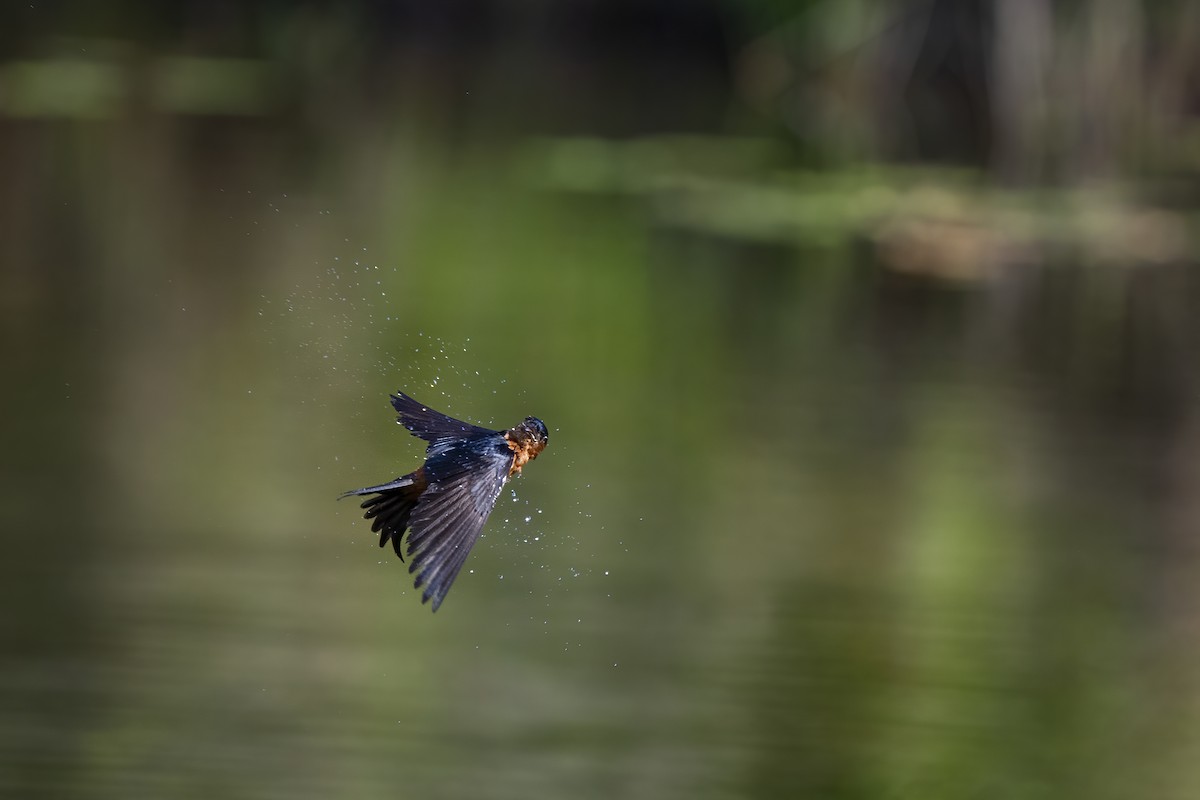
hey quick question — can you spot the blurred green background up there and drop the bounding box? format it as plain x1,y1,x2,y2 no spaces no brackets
4,1,1200,798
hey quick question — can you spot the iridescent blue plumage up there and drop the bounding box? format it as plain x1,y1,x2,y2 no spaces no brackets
341,391,548,611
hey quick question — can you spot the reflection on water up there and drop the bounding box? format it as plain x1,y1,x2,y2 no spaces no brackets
4,121,1200,799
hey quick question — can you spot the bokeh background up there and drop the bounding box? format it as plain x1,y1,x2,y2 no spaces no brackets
4,1,1200,798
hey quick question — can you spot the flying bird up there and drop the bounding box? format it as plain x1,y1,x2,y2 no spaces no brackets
341,391,549,611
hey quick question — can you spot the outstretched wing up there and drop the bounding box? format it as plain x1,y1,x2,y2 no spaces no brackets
406,438,514,611
390,391,498,448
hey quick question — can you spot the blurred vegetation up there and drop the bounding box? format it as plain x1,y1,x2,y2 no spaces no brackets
3,2,1200,800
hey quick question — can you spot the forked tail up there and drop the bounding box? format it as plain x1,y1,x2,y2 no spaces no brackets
339,470,427,560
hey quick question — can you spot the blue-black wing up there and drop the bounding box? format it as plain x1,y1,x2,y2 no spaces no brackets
406,437,514,611
390,391,498,449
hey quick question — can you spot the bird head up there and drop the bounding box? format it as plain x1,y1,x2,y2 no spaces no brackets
509,416,549,458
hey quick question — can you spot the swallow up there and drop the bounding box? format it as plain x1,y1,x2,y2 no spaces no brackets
340,391,549,611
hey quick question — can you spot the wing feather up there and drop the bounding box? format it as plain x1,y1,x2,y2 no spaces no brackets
390,391,498,448
405,440,513,610
424,532,480,611
408,497,474,556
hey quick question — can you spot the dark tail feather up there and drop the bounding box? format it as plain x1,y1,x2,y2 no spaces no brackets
340,471,426,560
